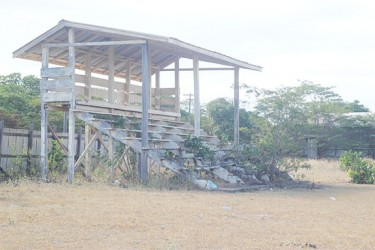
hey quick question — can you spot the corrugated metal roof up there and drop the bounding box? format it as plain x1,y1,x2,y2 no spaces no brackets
13,19,262,80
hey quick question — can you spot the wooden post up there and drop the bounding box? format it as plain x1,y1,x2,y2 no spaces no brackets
41,47,49,181
108,46,114,104
63,112,67,133
84,124,92,180
174,58,180,113
76,126,82,161
108,131,114,183
234,67,240,146
84,53,92,99
148,47,152,109
125,63,131,105
155,69,160,110
67,28,76,183
0,121,3,171
193,56,200,137
26,123,34,174
140,42,149,184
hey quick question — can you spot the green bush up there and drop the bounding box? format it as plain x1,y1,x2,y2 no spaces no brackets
339,151,375,184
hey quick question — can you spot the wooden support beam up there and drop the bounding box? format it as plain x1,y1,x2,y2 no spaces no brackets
26,124,34,174
234,67,240,146
40,47,49,181
84,53,92,99
108,46,115,104
76,127,82,161
84,124,92,180
148,47,152,109
48,123,69,155
42,40,146,48
67,28,76,184
0,121,3,172
74,131,99,170
97,133,109,152
125,63,131,105
174,58,180,113
108,131,114,183
140,42,150,184
193,56,200,137
155,69,161,110
160,67,235,72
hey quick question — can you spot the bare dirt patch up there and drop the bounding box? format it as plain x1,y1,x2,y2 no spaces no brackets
1,161,375,249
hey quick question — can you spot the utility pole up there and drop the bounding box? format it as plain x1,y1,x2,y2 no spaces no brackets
183,93,193,113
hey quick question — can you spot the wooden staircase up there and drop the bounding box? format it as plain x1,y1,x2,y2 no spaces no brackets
75,111,244,188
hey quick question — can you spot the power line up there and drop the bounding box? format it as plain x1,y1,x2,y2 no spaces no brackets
0,10,49,29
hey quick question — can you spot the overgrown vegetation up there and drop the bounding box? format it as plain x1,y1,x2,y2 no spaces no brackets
339,151,375,184
1,72,374,186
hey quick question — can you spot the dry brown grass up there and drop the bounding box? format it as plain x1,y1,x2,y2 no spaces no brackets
1,161,375,249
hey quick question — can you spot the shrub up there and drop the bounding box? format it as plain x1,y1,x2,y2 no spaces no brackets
339,151,375,184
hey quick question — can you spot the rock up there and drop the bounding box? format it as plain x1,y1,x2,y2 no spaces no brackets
228,166,245,177
193,179,218,190
242,174,262,185
261,174,271,184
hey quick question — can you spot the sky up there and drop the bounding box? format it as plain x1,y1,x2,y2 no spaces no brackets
1,0,375,110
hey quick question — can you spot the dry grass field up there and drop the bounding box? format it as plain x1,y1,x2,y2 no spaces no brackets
1,160,375,249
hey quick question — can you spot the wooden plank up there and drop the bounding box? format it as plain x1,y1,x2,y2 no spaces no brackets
41,47,49,181
42,92,73,102
41,67,73,78
155,70,161,110
26,124,34,173
234,67,240,146
160,97,176,106
108,46,114,104
84,53,92,98
42,39,146,48
159,88,175,96
125,63,131,105
40,79,72,91
160,67,235,71
67,27,76,184
75,131,99,170
174,58,180,113
141,42,149,184
0,121,3,171
193,56,200,137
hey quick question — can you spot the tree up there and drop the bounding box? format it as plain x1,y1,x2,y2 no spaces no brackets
204,98,252,143
0,73,40,127
345,100,370,112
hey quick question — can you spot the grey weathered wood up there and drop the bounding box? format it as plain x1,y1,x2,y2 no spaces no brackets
40,79,72,91
160,67,235,72
76,126,82,161
108,131,114,183
193,56,200,137
26,124,34,173
0,121,3,171
125,63,131,105
42,92,73,103
174,58,180,113
67,28,76,183
48,123,68,154
41,67,73,78
108,46,114,104
234,67,240,146
84,124,92,180
74,130,99,170
84,53,92,99
140,42,149,184
42,39,146,48
155,69,160,110
40,47,49,181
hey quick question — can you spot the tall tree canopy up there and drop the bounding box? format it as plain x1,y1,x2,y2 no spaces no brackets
0,73,40,127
